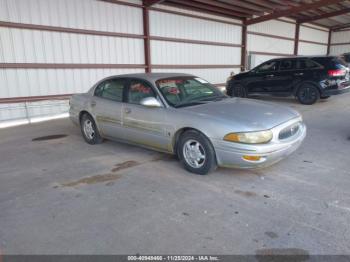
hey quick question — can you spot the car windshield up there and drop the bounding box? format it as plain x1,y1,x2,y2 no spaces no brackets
156,77,227,108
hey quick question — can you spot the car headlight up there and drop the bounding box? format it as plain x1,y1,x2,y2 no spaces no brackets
223,130,273,144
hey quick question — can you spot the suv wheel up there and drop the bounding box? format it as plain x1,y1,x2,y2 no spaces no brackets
178,130,217,175
296,84,319,105
233,84,247,98
80,113,103,144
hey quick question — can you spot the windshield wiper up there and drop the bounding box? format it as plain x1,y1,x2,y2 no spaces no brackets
174,95,227,108
197,95,227,102
174,101,208,108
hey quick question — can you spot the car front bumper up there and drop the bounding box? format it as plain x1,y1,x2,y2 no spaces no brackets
212,117,306,169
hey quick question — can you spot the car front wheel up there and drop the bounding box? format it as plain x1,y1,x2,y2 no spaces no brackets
178,130,217,175
233,84,247,98
296,84,320,105
80,113,103,144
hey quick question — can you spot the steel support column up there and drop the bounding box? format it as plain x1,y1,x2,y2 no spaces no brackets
327,29,332,55
241,24,247,71
143,5,151,73
294,23,300,55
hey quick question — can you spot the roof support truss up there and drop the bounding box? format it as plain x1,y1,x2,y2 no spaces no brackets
298,7,350,23
245,0,344,25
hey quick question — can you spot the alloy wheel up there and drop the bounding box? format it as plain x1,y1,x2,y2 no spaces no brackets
83,119,95,140
183,139,206,168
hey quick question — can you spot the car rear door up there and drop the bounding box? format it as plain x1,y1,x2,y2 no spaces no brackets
122,78,171,152
294,58,322,87
272,59,296,93
90,78,126,139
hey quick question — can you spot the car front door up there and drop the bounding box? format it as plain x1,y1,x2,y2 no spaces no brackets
122,79,171,152
246,60,280,93
90,78,126,140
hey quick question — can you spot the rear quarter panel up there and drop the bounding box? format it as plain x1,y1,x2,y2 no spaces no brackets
69,93,91,125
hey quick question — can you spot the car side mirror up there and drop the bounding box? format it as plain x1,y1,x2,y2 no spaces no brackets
140,97,162,108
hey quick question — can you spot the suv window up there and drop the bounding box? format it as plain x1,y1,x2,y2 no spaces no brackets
296,59,320,70
94,79,125,102
279,60,294,71
310,57,347,69
255,60,279,73
127,80,156,105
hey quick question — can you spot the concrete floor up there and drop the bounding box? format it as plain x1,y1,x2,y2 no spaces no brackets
0,94,350,255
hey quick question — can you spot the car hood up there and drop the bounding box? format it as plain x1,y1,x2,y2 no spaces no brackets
181,98,300,131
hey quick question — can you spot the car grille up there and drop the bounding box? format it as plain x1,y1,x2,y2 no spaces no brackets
279,122,300,140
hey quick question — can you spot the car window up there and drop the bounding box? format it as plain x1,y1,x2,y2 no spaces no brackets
296,59,321,70
127,80,156,105
312,57,347,70
94,79,125,102
279,60,294,71
255,60,279,73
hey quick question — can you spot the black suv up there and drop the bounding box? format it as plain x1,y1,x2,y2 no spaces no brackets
226,56,350,104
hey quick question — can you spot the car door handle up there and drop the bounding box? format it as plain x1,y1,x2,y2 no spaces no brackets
266,74,274,78
124,108,131,114
90,101,96,107
294,73,304,76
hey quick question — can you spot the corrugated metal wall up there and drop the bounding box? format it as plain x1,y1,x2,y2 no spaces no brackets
0,0,145,123
150,4,242,84
330,30,350,55
247,18,295,68
247,19,329,68
298,23,328,55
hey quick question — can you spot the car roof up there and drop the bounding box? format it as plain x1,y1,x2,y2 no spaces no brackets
272,55,337,61
108,73,196,82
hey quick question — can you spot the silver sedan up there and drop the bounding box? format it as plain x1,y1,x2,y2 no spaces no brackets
69,73,306,175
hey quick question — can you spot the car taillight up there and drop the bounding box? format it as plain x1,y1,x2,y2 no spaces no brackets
328,69,346,76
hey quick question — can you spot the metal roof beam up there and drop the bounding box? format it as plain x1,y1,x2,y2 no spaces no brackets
245,0,344,25
299,7,350,22
221,0,272,12
144,0,166,6
167,0,252,18
191,0,264,15
332,22,350,31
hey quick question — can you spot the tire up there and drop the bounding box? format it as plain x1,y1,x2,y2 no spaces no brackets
177,130,217,175
226,82,233,96
320,95,330,99
296,84,320,105
80,113,103,145
233,84,247,98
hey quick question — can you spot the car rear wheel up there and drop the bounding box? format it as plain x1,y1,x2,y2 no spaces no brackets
233,84,247,98
80,113,103,144
178,130,217,175
296,84,319,105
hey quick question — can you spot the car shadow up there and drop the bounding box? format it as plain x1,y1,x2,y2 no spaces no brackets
246,94,330,106
247,95,299,105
